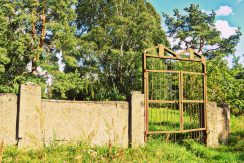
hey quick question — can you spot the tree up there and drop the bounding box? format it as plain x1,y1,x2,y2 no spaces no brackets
0,9,10,73
75,0,169,99
163,4,241,59
163,4,243,113
0,0,78,94
0,1,36,92
230,56,244,115
0,0,168,100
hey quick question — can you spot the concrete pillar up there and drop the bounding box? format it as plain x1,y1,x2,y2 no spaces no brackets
18,83,43,148
129,91,145,147
206,102,230,147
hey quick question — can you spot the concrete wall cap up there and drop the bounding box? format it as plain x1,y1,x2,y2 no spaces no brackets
130,91,143,95
41,99,128,104
0,93,17,96
22,82,40,86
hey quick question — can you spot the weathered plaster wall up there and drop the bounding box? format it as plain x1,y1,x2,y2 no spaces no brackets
0,94,18,145
41,100,129,147
0,83,231,148
18,83,42,148
207,102,230,147
130,91,145,147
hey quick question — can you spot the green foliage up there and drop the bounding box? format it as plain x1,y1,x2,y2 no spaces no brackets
49,71,84,99
163,4,241,59
0,1,242,111
163,4,243,114
94,83,126,101
0,48,10,73
207,57,244,115
75,0,169,99
0,0,78,95
0,1,34,90
0,0,168,101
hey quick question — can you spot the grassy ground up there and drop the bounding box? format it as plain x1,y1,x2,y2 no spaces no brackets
2,116,243,162
148,108,201,131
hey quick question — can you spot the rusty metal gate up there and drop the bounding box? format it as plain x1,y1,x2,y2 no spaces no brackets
143,45,207,142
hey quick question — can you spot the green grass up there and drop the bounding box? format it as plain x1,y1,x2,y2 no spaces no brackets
2,116,244,162
229,115,244,151
148,108,202,131
2,138,243,162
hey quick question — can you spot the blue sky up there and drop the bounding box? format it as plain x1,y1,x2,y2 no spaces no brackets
148,0,244,66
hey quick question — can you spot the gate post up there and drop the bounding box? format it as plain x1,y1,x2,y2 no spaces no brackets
129,91,145,147
18,83,43,148
206,102,230,147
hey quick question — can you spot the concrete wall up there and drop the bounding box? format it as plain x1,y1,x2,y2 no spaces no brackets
0,94,18,145
41,100,129,147
130,91,145,147
207,102,230,147
18,83,42,148
0,83,145,148
0,83,231,148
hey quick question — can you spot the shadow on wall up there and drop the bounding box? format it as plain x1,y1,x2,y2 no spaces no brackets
0,83,145,148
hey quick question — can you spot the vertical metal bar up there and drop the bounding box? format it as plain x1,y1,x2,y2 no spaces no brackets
143,52,148,141
159,59,162,131
193,104,196,139
179,71,183,131
151,72,153,100
146,72,149,133
184,74,187,104
163,72,165,130
142,53,145,94
175,62,178,132
185,103,187,130
203,64,207,128
203,61,207,143
170,59,172,133
160,72,162,131
178,72,181,131
151,72,153,126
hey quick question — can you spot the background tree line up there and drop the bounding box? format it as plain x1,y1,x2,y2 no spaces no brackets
0,1,243,115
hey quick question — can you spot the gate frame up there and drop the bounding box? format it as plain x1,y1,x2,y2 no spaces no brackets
143,44,207,140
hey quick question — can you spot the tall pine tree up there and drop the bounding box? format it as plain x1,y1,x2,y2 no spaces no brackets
0,0,78,94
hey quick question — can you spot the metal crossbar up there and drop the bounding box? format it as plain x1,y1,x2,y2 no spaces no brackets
143,44,207,142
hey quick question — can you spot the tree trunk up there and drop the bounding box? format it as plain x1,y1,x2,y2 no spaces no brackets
31,0,47,74
31,8,37,73
39,0,46,48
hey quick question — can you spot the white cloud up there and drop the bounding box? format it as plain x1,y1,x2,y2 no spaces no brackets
201,9,212,15
238,0,242,3
215,20,238,38
215,6,233,16
56,50,65,71
225,35,244,68
167,37,187,50
204,44,219,51
235,35,244,64
167,37,180,47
